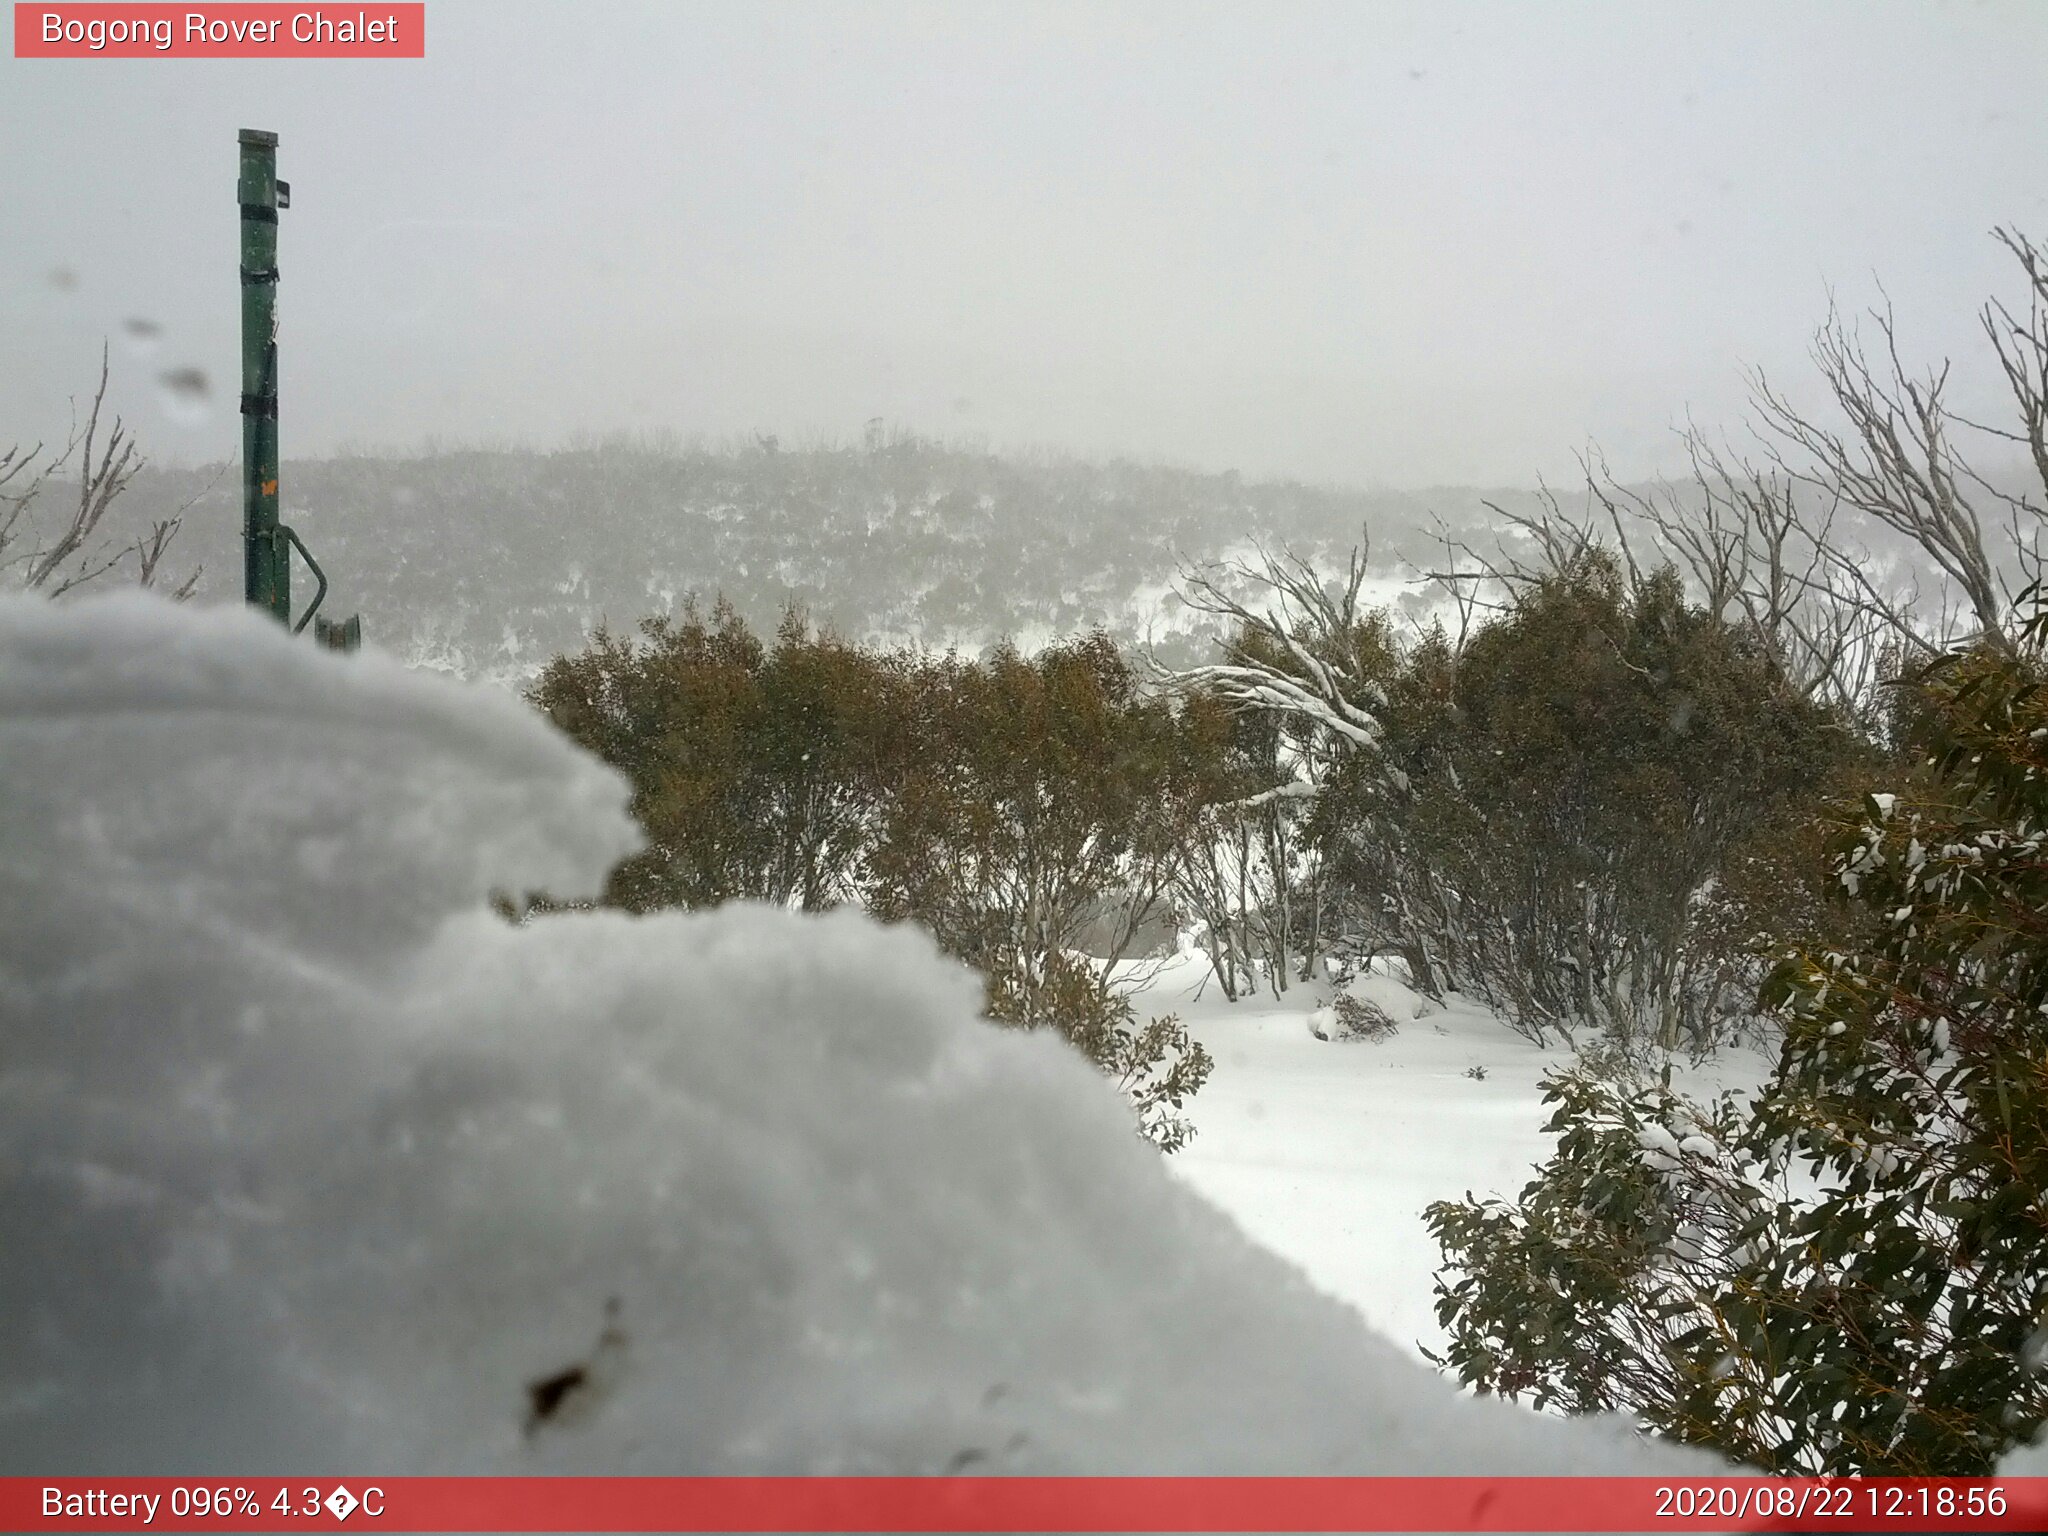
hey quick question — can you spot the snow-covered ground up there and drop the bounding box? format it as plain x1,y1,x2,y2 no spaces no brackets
1137,955,1778,1358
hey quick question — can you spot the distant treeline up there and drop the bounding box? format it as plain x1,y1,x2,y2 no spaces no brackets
109,435,1546,681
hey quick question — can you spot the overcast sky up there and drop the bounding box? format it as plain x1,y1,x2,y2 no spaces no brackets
5,0,2046,487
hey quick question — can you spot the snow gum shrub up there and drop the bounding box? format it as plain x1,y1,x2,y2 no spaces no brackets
1168,653,1317,1002
1175,608,1404,999
529,600,899,912
1317,552,1860,1052
986,951,1212,1152
1426,601,2048,1473
867,634,1217,1149
532,615,1219,1149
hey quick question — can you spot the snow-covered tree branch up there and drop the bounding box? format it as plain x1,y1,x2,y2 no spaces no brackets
1160,539,1390,770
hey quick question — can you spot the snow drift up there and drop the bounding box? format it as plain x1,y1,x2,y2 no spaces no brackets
1,592,1712,1476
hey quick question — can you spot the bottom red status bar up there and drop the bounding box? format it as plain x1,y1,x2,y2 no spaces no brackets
8,1477,2048,1533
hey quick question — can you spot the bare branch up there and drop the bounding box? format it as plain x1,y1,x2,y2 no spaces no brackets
1748,291,2013,649
5,347,194,599
1982,226,2048,515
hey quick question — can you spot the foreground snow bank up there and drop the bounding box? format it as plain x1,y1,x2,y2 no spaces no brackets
1,593,1712,1476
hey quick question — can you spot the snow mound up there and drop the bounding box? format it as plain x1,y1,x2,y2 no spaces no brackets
1348,970,1441,1021
1,593,1714,1476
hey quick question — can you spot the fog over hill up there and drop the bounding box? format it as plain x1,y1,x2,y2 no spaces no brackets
124,436,1561,683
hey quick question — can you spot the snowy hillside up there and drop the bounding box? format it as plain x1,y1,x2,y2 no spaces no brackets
113,442,1525,684
0,591,1725,1477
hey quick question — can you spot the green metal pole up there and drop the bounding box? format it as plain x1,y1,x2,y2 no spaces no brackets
238,129,287,623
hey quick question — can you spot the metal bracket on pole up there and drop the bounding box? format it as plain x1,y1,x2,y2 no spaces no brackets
278,523,327,635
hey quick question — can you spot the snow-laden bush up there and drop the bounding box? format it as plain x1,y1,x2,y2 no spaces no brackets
1307,969,1440,1042
1309,994,1399,1044
1,591,1716,1477
1320,554,1864,1054
1344,968,1442,1021
1167,545,1865,1053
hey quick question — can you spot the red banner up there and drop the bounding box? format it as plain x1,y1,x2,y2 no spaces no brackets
13,4,424,57
6,1477,2048,1532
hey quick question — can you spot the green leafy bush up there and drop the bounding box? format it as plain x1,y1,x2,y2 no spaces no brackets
530,601,895,913
987,951,1212,1153
1426,603,2048,1473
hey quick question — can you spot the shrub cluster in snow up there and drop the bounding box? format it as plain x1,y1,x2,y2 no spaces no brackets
1,593,1720,1477
1309,996,1398,1043
1427,612,2048,1475
1308,972,1437,1043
